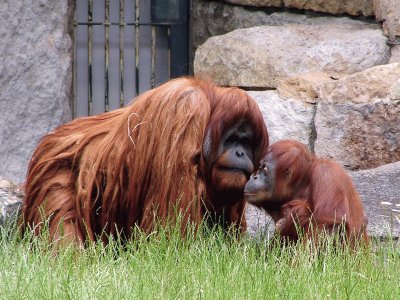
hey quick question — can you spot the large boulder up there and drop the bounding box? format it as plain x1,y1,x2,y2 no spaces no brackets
0,1,73,183
192,0,367,51
194,24,389,88
248,90,315,147
314,63,400,170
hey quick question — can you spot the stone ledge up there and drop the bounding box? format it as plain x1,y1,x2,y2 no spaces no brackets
222,0,374,17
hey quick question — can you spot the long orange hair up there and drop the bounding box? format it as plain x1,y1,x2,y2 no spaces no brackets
21,77,268,243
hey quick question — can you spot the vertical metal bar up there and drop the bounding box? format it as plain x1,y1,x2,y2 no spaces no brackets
151,26,156,89
105,0,110,112
72,6,77,118
167,26,171,79
169,1,189,77
119,0,125,107
135,0,140,96
88,0,93,115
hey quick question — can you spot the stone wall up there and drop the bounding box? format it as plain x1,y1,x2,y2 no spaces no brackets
0,1,74,184
193,0,400,237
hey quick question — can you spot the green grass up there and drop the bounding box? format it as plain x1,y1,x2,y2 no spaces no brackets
0,221,399,300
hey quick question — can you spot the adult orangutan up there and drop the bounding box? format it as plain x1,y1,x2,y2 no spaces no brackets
244,140,368,246
21,77,269,244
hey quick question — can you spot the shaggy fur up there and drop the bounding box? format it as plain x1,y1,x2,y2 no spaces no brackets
21,77,268,243
245,140,368,247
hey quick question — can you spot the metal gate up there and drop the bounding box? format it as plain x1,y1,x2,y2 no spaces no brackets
72,0,189,117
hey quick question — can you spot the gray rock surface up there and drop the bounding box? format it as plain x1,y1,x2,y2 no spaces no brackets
0,1,73,184
194,24,389,88
248,90,315,147
390,45,400,63
245,204,275,239
0,177,22,227
350,161,400,237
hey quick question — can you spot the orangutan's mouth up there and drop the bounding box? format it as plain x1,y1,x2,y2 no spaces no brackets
219,166,249,176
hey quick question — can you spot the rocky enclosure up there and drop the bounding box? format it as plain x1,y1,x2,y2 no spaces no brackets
193,0,400,237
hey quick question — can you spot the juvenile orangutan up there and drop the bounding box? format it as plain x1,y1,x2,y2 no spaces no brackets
244,140,368,246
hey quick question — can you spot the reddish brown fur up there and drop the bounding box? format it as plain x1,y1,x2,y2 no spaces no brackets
21,77,268,244
250,140,368,246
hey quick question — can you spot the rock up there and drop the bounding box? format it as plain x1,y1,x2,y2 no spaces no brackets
192,0,368,51
194,24,389,88
277,72,334,103
314,63,400,170
0,1,73,183
278,65,400,169
390,45,400,63
350,161,400,238
223,0,374,16
374,0,400,41
315,102,399,170
318,63,400,104
0,177,23,227
245,204,275,239
248,90,315,147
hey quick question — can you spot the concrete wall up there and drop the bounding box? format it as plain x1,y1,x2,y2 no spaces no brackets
0,1,74,183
